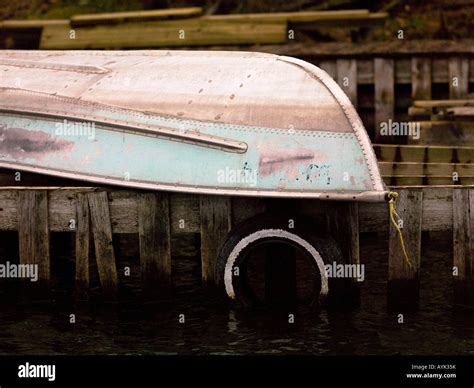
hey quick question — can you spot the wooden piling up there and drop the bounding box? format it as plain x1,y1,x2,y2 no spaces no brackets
388,189,423,310
452,188,473,304
448,57,469,99
137,193,172,293
411,57,432,100
327,202,361,307
199,195,231,286
374,58,395,143
75,193,90,300
87,191,118,300
18,190,50,295
337,59,358,106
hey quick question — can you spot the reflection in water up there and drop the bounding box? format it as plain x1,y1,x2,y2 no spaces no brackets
0,231,472,355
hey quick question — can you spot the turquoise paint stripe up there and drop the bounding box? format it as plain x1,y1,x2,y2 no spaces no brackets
0,114,374,192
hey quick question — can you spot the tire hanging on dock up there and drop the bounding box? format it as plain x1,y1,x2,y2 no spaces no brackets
215,214,344,308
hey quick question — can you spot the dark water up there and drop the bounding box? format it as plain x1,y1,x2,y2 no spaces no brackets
0,231,473,356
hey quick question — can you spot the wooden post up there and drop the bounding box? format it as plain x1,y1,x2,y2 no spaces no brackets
448,57,469,99
137,192,172,293
337,59,358,106
411,57,432,100
75,192,90,300
327,202,361,307
87,191,118,300
388,189,423,310
199,196,231,286
318,60,337,79
374,58,395,143
452,188,473,304
18,190,50,296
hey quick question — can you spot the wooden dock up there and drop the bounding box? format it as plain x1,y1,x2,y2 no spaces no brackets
0,8,472,307
0,186,472,307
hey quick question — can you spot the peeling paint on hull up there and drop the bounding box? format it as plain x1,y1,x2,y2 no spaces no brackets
0,113,383,201
0,126,73,159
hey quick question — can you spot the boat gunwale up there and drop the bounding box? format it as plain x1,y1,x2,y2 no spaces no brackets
0,161,388,202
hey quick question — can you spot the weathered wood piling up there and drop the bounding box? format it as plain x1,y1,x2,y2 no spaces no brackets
87,191,119,301
137,193,171,293
199,196,231,287
75,193,90,300
18,190,50,297
326,202,361,306
452,188,474,304
388,189,423,310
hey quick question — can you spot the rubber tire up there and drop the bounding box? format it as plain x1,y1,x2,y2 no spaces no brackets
215,213,344,308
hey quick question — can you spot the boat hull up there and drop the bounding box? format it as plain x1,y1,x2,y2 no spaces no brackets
0,50,388,202
0,110,384,201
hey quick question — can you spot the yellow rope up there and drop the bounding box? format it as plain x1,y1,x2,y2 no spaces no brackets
387,191,413,270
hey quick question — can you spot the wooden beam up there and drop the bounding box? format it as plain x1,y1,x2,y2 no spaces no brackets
40,18,287,49
337,59,358,106
205,10,371,23
70,7,203,26
379,162,474,177
359,188,452,233
294,12,387,28
453,188,473,304
374,144,474,164
199,196,231,286
388,189,423,310
441,106,474,118
0,19,68,29
87,191,118,300
374,58,395,143
75,192,90,300
408,121,474,146
18,190,50,295
137,193,172,291
0,187,462,235
413,99,474,108
253,40,474,57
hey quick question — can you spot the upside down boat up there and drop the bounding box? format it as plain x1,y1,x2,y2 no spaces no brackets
0,50,387,202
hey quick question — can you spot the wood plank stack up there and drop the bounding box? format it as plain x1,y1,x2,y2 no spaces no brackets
375,144,474,186
376,98,474,186
0,8,387,49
